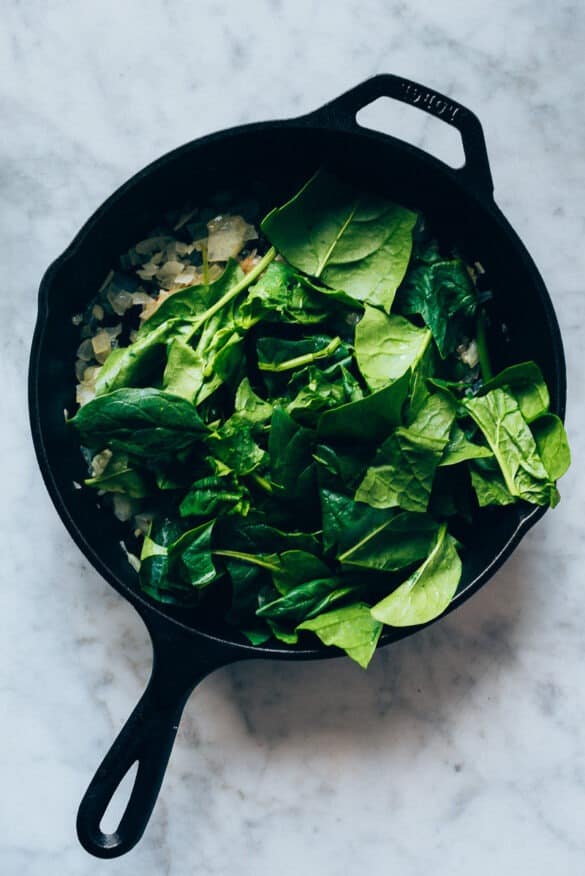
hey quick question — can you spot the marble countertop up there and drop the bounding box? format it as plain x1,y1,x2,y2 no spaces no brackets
3,1,584,873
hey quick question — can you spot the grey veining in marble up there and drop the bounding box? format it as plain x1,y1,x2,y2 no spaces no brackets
2,1,585,873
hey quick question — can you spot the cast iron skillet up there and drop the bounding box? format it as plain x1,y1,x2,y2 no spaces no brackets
29,74,566,858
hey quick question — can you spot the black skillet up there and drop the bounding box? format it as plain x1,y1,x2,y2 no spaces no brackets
28,74,566,858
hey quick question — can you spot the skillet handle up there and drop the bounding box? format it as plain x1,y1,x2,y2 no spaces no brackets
305,74,493,199
76,632,232,859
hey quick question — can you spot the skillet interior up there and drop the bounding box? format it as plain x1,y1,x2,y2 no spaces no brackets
31,123,565,651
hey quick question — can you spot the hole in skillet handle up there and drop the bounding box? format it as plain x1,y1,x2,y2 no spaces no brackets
301,74,494,201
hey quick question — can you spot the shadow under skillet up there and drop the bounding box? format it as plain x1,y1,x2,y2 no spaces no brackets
195,543,532,756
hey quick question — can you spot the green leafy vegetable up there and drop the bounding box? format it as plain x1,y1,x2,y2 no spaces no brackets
355,305,432,391
371,524,461,626
297,603,383,669
261,170,417,312
530,413,571,481
71,387,207,461
355,393,455,512
71,169,570,667
464,388,557,506
317,370,410,442
476,361,549,422
396,250,477,357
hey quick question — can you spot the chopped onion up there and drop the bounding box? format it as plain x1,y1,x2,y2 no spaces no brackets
131,290,153,306
90,449,113,477
174,266,198,286
107,288,134,316
76,338,94,362
76,383,97,406
136,260,160,281
75,358,88,381
207,214,257,262
83,365,102,383
458,339,479,369
134,235,172,256
134,513,152,534
120,540,141,572
91,330,112,363
113,494,134,522
71,313,83,326
92,303,104,321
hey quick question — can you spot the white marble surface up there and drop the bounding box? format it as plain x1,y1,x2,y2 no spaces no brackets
2,1,585,872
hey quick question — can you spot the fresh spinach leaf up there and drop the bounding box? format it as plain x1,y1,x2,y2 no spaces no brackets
207,414,267,476
297,603,383,668
261,170,417,312
234,378,273,423
531,413,570,481
168,520,219,589
239,260,345,325
268,407,316,502
139,259,245,334
397,255,477,357
257,578,352,625
95,319,175,396
286,365,359,426
337,506,440,572
371,524,461,626
355,393,455,512
469,458,515,507
179,474,250,519
439,423,493,467
464,387,556,506
476,361,550,422
355,305,432,391
84,452,152,498
317,370,410,442
71,388,207,461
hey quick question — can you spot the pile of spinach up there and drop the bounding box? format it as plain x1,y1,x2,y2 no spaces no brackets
71,170,570,668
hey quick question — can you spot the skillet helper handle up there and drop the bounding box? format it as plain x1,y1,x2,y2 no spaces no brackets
308,73,493,199
76,639,225,859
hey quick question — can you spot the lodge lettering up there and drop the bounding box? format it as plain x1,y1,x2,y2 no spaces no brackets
400,82,461,123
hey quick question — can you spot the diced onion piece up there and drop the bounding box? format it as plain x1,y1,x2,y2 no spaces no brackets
107,288,134,316
90,449,113,478
120,540,141,572
134,235,172,255
76,383,97,406
91,330,112,363
174,240,194,256
71,313,83,326
105,323,122,339
458,339,479,369
207,214,258,262
92,304,104,320
155,259,185,288
136,261,160,280
83,365,102,384
76,338,94,362
134,513,152,534
174,266,198,286
113,495,134,522
75,359,88,381
131,290,153,306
